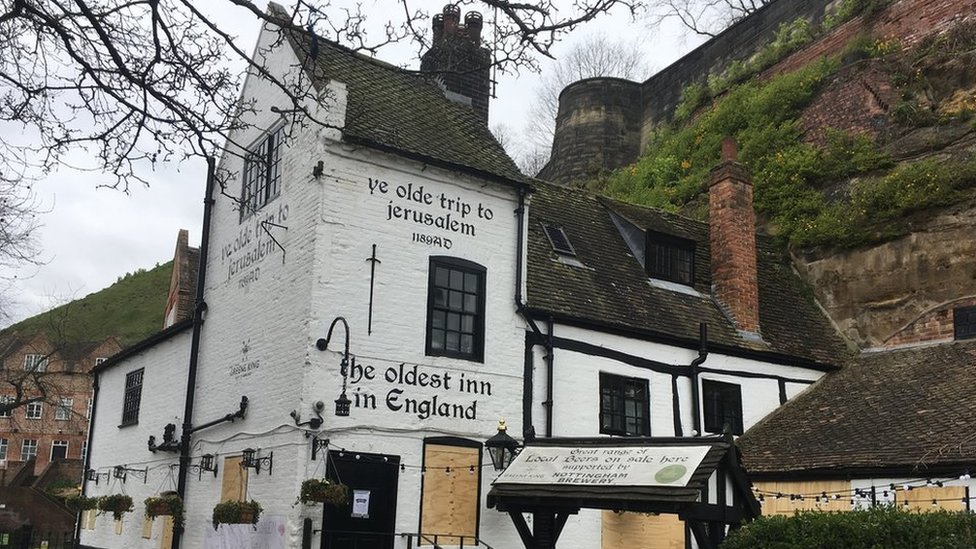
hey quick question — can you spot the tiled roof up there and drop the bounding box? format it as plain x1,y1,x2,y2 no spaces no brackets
738,340,976,474
275,8,525,185
525,182,848,366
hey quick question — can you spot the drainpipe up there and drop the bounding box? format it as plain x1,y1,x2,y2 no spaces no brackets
512,187,550,441
689,323,708,436
173,156,217,549
73,372,100,548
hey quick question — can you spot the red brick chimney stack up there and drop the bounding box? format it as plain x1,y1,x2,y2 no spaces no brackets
421,5,492,123
709,137,760,334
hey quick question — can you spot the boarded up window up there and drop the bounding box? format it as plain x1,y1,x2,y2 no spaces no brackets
159,516,174,549
85,509,97,530
898,486,966,512
142,516,153,539
419,441,480,545
221,455,248,502
115,519,123,535
753,480,851,515
602,510,684,549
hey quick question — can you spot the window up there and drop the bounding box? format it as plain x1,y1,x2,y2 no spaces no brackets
426,257,486,361
0,395,12,418
95,357,107,366
542,224,577,256
56,397,73,420
26,402,42,420
81,441,88,461
23,354,48,372
21,439,38,461
645,231,695,285
955,306,976,340
51,440,69,460
0,438,7,461
702,380,743,435
240,127,283,221
121,368,144,426
87,398,93,419
599,373,650,436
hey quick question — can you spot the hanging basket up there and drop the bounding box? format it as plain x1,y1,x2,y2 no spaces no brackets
144,494,185,529
97,494,134,521
65,494,99,512
299,478,350,506
212,500,262,529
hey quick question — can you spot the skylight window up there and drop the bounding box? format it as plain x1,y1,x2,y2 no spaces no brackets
955,306,976,340
542,224,576,256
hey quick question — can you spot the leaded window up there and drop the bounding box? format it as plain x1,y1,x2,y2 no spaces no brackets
426,257,486,362
645,231,695,285
703,380,743,435
240,127,283,221
599,373,650,436
122,368,144,426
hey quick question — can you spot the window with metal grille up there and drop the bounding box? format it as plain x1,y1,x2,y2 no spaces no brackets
121,368,144,426
703,380,743,435
645,231,695,285
23,354,48,372
426,257,486,362
26,402,42,420
240,127,283,222
542,224,577,256
599,373,650,436
55,397,72,420
21,439,37,461
954,306,976,340
0,395,12,418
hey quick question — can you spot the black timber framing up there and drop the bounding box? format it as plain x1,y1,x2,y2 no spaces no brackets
487,435,760,549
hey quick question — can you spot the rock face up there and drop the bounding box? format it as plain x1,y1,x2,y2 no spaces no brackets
794,198,976,347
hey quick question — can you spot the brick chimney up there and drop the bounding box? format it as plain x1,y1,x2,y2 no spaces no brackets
420,5,491,123
163,229,200,329
709,137,760,335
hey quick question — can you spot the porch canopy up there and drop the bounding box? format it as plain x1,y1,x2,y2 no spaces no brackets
487,435,760,549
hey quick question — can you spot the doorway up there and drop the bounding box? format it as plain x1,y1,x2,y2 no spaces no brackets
322,450,400,549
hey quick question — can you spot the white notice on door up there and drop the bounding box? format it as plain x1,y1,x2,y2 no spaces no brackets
352,489,370,518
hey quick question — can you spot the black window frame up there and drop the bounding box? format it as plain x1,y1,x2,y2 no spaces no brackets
239,126,284,222
702,379,743,435
121,368,144,427
599,373,650,437
954,306,976,341
425,257,486,362
645,230,695,286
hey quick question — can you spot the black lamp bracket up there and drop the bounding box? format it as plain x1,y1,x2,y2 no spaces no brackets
113,465,148,483
311,436,329,461
85,469,110,485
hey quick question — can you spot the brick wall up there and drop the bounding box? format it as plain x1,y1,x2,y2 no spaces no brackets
798,59,899,145
884,296,976,347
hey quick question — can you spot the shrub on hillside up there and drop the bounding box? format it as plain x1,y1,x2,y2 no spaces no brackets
721,507,976,549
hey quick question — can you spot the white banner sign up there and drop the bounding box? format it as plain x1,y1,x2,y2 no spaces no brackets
495,445,711,487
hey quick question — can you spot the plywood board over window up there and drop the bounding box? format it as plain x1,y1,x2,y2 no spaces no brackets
221,455,248,502
898,486,966,512
159,516,174,549
419,440,481,545
753,480,852,514
602,510,685,549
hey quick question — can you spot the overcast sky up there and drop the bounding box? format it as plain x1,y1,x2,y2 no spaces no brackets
0,1,703,328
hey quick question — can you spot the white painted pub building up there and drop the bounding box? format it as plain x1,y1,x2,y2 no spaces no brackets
79,5,848,549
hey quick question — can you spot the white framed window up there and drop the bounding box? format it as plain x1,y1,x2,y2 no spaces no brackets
24,354,48,372
81,440,88,460
0,395,13,418
26,402,42,420
95,357,107,365
51,440,69,460
0,438,7,460
21,439,38,461
87,398,93,419
55,397,73,420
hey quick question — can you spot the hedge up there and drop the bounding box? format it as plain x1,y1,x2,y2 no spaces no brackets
721,507,976,549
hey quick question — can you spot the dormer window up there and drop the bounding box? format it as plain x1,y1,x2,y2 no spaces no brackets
542,224,576,257
645,231,695,286
955,306,976,340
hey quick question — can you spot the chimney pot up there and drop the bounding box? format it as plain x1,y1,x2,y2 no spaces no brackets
432,14,444,42
443,4,460,36
465,12,483,44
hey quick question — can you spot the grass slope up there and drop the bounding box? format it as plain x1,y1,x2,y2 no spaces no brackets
2,262,173,346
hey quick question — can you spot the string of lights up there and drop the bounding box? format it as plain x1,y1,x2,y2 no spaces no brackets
752,472,973,508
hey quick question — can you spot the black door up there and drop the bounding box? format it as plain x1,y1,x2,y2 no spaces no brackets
322,450,400,549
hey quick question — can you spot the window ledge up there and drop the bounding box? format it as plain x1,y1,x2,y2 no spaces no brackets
118,421,139,429
647,277,702,297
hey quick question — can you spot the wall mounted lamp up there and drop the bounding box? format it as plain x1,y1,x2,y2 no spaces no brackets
485,419,521,471
316,317,353,417
113,465,148,483
241,448,273,475
188,453,219,479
